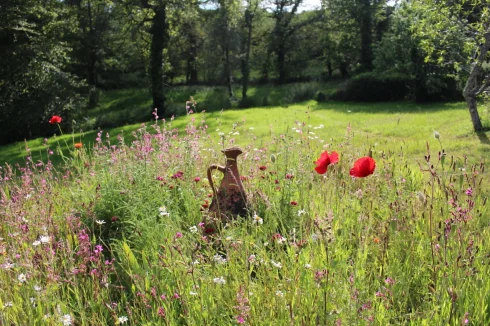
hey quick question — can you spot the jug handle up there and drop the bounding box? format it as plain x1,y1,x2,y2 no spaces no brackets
207,164,226,195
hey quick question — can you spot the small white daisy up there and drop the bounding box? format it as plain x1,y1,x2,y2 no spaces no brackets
252,213,263,225
118,316,129,323
213,277,226,285
159,206,170,217
18,273,27,283
189,226,198,233
271,260,282,269
95,220,106,225
213,254,227,265
60,314,72,326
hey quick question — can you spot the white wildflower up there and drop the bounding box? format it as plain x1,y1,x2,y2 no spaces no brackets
276,237,287,245
297,209,306,216
189,225,198,233
39,235,50,244
275,290,284,297
304,263,311,269
159,206,170,216
252,213,263,225
271,260,282,269
95,220,106,225
118,316,128,324
34,285,42,291
213,277,226,285
18,273,27,283
60,314,72,326
3,302,13,308
32,240,41,247
190,291,198,296
213,254,227,265
3,262,14,270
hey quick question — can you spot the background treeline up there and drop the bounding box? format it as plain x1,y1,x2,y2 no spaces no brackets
1,0,488,144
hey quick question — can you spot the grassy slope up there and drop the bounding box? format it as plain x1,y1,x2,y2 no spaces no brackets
0,85,490,168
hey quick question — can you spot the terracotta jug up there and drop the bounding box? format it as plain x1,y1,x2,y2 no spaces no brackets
203,147,248,234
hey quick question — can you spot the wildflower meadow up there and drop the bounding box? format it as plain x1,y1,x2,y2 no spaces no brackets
0,110,488,325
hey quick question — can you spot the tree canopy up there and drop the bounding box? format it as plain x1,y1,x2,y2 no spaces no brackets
0,0,488,144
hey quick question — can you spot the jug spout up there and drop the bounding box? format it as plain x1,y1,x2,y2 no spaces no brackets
222,147,243,158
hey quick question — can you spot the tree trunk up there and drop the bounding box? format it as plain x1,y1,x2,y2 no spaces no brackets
224,45,234,98
339,60,349,78
149,5,167,114
327,61,333,79
465,95,483,132
462,32,489,132
277,41,286,84
359,0,373,72
187,28,199,85
241,9,253,99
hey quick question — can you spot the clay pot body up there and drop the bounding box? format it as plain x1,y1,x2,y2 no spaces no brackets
204,147,247,234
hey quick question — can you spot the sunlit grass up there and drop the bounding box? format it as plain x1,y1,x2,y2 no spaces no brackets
1,99,489,171
0,106,489,324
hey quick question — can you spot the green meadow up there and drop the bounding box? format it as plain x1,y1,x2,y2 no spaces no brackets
0,86,489,325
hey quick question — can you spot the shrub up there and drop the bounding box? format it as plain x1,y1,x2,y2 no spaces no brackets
331,72,413,102
283,83,318,103
315,91,328,102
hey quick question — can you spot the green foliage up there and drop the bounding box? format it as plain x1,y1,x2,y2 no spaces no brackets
332,72,413,101
373,3,465,103
0,0,87,145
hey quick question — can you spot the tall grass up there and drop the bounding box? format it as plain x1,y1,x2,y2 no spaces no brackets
0,111,488,325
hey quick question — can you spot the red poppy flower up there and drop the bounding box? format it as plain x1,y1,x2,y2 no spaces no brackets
49,115,62,124
350,156,376,178
194,177,201,183
74,143,82,149
259,165,267,171
314,151,339,174
290,201,298,206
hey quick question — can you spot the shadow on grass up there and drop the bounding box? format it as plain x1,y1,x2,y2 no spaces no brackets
312,101,466,114
477,131,490,145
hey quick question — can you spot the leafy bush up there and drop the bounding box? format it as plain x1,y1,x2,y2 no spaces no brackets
283,82,318,103
331,72,413,101
315,91,328,102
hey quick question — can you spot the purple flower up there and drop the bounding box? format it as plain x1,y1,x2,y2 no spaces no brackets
94,245,103,255
465,187,473,196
